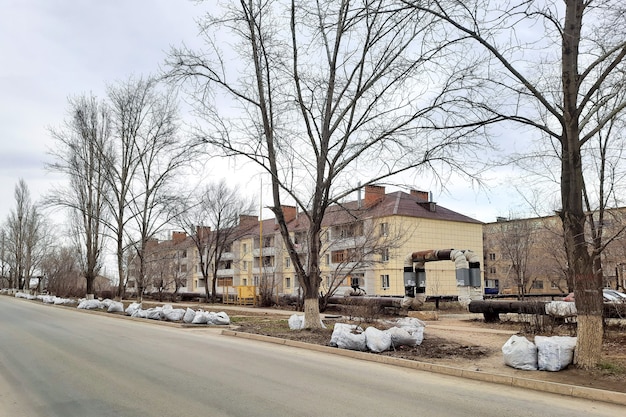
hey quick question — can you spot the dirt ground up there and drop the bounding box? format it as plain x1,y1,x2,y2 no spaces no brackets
230,311,626,394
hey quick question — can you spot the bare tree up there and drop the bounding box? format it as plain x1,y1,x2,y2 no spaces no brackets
121,81,187,300
48,95,111,296
106,78,152,297
4,180,47,290
40,245,83,297
319,215,411,311
493,219,535,298
0,228,9,288
403,0,626,368
175,180,256,301
166,1,486,328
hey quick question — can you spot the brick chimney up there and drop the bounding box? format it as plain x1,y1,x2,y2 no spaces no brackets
410,189,430,202
364,185,386,207
239,214,258,228
281,205,297,223
172,231,187,243
196,225,211,240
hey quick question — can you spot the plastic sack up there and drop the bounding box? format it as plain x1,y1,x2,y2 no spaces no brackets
386,326,423,347
191,311,208,324
125,302,142,316
77,299,103,310
288,314,305,330
212,311,230,325
183,308,196,324
536,336,577,372
147,308,162,320
131,309,148,319
107,301,124,313
365,327,392,352
502,335,538,371
164,308,186,322
335,330,367,351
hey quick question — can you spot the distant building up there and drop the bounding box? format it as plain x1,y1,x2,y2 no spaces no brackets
482,209,626,295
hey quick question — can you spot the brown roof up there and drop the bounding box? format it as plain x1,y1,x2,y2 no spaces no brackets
320,190,482,226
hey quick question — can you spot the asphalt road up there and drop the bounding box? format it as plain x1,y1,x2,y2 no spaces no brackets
0,296,624,417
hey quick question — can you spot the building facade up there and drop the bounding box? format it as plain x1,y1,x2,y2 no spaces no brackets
131,186,484,299
482,209,626,295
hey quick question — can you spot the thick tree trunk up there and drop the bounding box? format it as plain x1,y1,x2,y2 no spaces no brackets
303,297,321,329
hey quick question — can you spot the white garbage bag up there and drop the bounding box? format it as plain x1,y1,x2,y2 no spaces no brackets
330,323,366,351
386,326,424,347
163,308,185,322
536,336,577,372
183,308,196,324
502,335,538,371
288,314,305,330
147,307,162,320
335,330,367,351
131,309,148,319
77,299,103,310
107,301,124,313
125,302,142,316
365,326,392,353
191,310,208,324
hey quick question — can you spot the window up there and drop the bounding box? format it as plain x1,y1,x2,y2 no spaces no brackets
285,277,291,289
217,277,233,287
243,243,247,253
332,250,346,263
243,261,248,270
489,253,496,261
380,222,389,236
550,281,559,289
181,250,187,258
325,254,330,265
180,264,187,273
381,274,390,289
242,278,248,286
489,267,496,274
532,280,544,290
350,276,361,287
197,279,205,288
381,248,390,262
285,257,291,268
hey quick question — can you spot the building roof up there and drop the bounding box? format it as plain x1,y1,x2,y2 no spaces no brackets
320,190,482,226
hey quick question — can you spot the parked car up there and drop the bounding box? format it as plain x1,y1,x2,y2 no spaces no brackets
563,288,626,303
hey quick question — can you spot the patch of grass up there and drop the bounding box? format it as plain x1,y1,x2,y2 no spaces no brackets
597,361,626,375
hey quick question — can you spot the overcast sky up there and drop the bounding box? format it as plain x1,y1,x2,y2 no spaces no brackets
0,0,529,232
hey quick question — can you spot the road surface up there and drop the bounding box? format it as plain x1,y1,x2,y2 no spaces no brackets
0,296,623,416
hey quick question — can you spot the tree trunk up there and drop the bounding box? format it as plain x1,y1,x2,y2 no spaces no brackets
303,297,320,329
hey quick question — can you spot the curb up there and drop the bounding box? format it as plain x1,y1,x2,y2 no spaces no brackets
221,329,626,407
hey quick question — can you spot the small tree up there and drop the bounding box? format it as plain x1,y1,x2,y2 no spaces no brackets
319,217,410,311
175,180,256,301
4,180,47,290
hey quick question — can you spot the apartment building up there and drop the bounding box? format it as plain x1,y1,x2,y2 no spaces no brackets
131,185,484,298
482,209,626,295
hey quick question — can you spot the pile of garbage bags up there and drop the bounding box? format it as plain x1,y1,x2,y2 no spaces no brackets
124,302,230,325
502,334,577,371
287,315,425,353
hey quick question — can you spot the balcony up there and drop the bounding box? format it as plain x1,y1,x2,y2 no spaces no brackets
253,247,276,256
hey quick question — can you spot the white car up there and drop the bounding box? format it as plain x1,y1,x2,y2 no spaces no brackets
603,288,626,303
563,288,626,303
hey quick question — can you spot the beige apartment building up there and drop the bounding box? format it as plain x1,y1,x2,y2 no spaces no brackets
482,209,626,295
131,185,484,300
